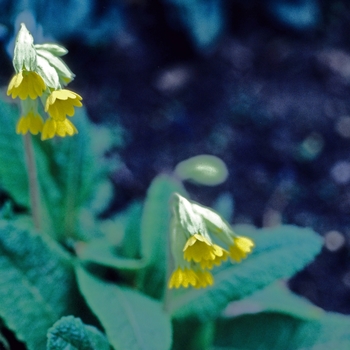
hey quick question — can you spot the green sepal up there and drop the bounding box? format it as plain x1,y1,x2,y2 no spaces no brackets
13,23,37,72
36,55,60,89
34,43,68,56
36,49,75,86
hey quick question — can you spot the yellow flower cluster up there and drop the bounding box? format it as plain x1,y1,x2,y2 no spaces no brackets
7,23,82,140
168,194,255,289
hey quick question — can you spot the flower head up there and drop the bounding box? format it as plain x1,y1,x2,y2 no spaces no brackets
45,89,82,121
41,118,78,140
16,112,44,135
183,233,228,267
168,193,255,289
229,236,255,262
7,71,46,100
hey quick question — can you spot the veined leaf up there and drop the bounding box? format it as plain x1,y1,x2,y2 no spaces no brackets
169,225,323,320
0,97,29,207
214,311,350,350
76,266,172,350
224,282,323,321
76,239,146,271
0,221,77,350
137,174,186,299
47,315,110,350
33,107,102,241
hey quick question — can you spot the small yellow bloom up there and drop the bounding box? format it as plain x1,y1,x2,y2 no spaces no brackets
168,267,214,289
229,236,255,262
194,269,214,288
168,267,198,288
200,250,229,269
7,71,46,100
45,89,83,121
16,112,44,135
41,118,78,140
183,233,227,265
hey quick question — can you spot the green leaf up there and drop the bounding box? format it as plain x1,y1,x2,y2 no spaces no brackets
0,221,77,350
120,201,143,260
214,311,350,350
33,108,101,241
76,239,146,271
172,318,214,350
0,97,103,241
0,97,29,207
169,225,323,320
137,174,186,299
76,266,172,350
225,282,323,321
47,315,110,350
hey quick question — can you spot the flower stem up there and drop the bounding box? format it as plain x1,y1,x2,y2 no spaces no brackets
24,134,41,230
163,228,173,313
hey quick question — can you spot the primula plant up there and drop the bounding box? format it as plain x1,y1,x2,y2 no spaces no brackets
0,23,349,350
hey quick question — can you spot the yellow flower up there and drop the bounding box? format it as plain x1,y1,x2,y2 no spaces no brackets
41,118,78,140
200,250,228,269
45,89,82,121
193,269,214,288
183,233,227,266
7,71,46,100
168,267,214,289
168,267,198,288
16,112,44,135
229,236,255,262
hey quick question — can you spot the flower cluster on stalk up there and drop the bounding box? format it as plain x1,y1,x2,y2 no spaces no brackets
7,23,82,140
168,193,255,289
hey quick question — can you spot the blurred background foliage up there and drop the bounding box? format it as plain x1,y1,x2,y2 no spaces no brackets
2,0,350,348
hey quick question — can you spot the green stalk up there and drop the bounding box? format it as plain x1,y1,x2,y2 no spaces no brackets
24,134,41,230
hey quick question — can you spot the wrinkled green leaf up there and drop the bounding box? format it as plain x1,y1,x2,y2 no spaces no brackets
0,97,104,241
214,311,350,350
76,266,172,350
169,225,323,320
0,221,77,350
47,315,110,350
33,108,101,241
137,174,186,299
224,282,323,321
0,97,29,207
76,239,146,271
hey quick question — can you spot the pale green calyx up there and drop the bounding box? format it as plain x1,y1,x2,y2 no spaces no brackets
36,48,75,86
34,43,68,56
36,55,60,89
192,203,234,246
13,23,37,72
172,193,207,238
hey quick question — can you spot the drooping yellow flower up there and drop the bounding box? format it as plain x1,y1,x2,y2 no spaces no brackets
7,71,46,100
183,233,227,266
16,112,44,135
229,236,255,262
41,118,78,140
168,267,198,288
200,250,229,269
193,269,214,288
45,89,82,121
168,267,214,289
